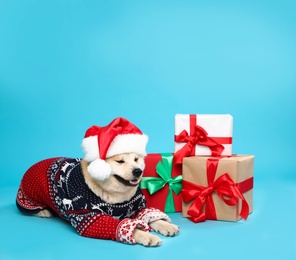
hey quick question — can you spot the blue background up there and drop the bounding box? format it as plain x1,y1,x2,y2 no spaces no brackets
0,0,295,259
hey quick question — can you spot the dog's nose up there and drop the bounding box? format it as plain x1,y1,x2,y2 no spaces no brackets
132,168,142,178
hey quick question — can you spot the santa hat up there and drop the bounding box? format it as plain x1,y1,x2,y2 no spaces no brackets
81,117,148,181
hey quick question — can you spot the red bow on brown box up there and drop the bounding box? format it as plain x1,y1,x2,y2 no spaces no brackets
182,155,254,223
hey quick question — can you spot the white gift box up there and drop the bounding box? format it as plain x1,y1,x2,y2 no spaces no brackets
174,114,233,158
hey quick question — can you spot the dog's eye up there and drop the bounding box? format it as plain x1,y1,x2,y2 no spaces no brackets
116,160,125,164
134,158,139,162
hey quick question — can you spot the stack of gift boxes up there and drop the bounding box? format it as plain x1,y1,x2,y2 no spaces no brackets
140,114,254,223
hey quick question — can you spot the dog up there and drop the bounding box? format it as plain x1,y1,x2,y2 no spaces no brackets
83,153,179,246
16,118,179,246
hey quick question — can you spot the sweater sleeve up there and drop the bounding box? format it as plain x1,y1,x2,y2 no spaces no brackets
134,207,172,224
67,212,150,244
75,213,120,240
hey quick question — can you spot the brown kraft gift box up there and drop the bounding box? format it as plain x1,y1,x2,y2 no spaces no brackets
182,155,254,222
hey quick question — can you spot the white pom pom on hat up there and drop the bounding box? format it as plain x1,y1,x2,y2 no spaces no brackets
81,117,148,181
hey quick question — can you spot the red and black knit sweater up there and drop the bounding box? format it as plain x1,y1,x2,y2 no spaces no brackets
16,157,170,244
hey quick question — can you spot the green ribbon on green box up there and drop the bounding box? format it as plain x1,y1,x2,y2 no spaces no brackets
140,153,182,212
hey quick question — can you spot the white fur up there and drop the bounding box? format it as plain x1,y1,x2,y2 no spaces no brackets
81,134,148,164
106,134,148,158
81,136,100,162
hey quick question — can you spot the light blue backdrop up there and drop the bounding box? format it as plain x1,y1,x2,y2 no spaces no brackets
1,1,296,259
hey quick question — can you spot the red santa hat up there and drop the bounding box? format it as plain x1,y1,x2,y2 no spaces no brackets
81,117,148,181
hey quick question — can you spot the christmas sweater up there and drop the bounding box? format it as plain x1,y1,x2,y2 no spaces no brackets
16,157,171,244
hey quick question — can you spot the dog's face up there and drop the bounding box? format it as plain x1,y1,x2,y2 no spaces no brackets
102,152,145,194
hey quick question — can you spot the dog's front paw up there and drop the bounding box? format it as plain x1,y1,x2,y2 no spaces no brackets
150,220,180,237
133,229,162,247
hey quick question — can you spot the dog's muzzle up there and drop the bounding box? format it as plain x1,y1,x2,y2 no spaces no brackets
114,168,142,187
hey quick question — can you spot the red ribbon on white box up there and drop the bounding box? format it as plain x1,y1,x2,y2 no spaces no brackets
174,114,233,164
